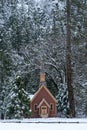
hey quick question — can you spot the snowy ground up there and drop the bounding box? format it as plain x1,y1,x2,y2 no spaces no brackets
0,118,87,130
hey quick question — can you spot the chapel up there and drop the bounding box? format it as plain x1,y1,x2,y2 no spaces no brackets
30,64,57,118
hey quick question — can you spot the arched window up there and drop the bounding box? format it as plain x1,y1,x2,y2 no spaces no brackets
50,103,54,111
34,104,37,111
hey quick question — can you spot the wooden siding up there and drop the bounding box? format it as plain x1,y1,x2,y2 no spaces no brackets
31,85,57,118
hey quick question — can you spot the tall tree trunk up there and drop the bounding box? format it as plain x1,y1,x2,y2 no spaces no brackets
66,0,75,117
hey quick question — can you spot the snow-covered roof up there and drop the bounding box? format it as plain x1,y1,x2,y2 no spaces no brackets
29,94,34,100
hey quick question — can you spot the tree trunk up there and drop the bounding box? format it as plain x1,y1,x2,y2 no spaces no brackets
66,0,75,117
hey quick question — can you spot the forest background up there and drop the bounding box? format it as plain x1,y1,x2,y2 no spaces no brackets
0,0,87,119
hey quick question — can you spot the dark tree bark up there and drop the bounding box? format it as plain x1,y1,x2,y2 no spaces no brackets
66,0,75,117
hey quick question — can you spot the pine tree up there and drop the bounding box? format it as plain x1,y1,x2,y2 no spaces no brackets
57,83,69,117
6,76,30,119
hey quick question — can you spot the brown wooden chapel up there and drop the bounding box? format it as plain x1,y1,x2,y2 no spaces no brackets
30,65,57,118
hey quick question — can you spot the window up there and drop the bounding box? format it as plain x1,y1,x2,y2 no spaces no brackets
34,104,37,111
50,103,54,111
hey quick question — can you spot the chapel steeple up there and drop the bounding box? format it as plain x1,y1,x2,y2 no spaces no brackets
39,62,46,87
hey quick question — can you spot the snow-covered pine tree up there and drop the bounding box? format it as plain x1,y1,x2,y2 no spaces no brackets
57,83,69,117
6,76,30,119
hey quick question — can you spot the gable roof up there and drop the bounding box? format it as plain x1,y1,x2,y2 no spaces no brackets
37,98,50,108
31,85,57,103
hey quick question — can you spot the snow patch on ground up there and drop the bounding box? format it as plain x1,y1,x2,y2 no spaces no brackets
0,118,87,130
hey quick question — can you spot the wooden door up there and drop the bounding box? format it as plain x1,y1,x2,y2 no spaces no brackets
41,106,47,117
